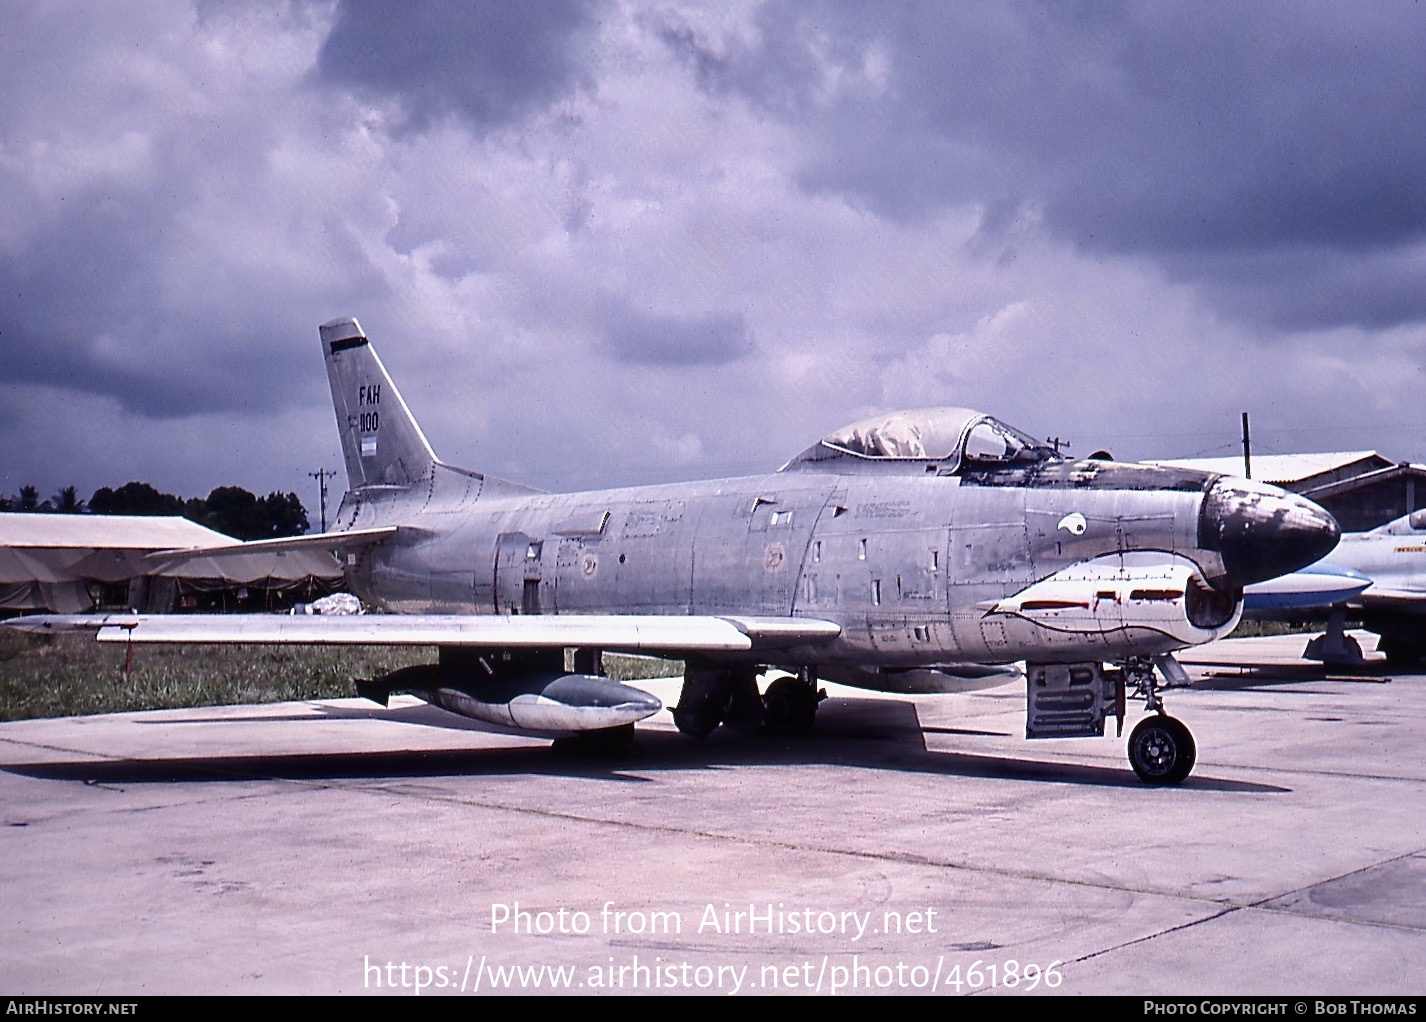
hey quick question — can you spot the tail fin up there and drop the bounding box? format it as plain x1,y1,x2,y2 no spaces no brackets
320,317,438,490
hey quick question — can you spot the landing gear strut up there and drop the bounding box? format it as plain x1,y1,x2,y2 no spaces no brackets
1122,656,1197,785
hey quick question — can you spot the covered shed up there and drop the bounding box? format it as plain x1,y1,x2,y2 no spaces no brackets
1149,452,1426,532
0,514,343,615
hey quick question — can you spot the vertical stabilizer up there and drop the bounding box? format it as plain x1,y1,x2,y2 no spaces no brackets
320,317,438,490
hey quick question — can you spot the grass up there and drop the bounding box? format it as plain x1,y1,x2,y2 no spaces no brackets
602,653,686,681
1226,619,1330,639
6,615,1303,723
0,630,683,722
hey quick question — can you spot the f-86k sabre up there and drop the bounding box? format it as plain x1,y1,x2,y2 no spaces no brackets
11,317,1340,784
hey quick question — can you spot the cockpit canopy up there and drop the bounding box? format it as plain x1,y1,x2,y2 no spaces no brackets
781,406,1059,474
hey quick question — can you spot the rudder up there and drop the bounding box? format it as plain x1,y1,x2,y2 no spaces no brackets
320,317,438,490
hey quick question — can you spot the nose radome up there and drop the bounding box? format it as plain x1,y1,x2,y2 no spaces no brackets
1199,477,1341,589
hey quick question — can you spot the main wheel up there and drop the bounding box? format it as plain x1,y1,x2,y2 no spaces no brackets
673,667,735,739
1128,714,1196,785
762,676,818,736
672,701,722,740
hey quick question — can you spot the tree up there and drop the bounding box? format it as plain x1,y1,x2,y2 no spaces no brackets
189,488,310,540
89,482,185,516
193,486,266,541
259,491,310,538
61,480,311,541
17,485,39,511
51,486,86,514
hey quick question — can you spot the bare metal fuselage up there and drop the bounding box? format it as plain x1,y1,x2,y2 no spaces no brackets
339,456,1228,670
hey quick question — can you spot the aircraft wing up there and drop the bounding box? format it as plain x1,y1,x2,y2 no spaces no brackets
5,612,842,654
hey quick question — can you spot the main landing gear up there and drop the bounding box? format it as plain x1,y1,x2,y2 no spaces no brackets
1122,657,1196,785
672,666,824,739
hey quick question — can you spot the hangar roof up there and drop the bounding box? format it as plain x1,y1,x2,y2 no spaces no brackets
1146,452,1389,487
0,514,236,550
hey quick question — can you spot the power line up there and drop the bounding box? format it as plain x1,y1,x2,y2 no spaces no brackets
309,468,337,532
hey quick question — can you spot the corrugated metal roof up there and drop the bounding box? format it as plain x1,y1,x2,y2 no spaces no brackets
1146,452,1384,485
0,513,237,550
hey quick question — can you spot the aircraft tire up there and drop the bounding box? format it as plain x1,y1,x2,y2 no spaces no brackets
762,676,817,736
1127,714,1196,785
672,704,721,740
673,667,735,739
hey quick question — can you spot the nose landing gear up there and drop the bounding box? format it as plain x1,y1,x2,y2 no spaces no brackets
1122,656,1196,785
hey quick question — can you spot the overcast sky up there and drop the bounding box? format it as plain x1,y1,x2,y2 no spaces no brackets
4,1,1425,514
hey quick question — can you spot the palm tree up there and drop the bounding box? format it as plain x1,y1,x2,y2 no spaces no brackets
52,486,86,513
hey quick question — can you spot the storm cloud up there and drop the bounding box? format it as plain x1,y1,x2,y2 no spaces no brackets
599,299,756,367
316,0,599,132
1,1,1424,507
663,1,1426,331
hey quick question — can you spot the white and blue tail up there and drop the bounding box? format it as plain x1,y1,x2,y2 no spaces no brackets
320,317,439,491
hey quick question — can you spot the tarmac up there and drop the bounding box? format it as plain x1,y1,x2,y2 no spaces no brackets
1,632,1423,996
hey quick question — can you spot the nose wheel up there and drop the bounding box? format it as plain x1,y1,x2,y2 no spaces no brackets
1127,713,1196,785
1120,656,1197,784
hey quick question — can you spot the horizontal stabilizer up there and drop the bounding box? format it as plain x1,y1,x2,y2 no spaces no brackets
142,526,399,568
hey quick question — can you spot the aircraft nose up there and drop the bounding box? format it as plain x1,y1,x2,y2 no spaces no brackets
1199,477,1340,588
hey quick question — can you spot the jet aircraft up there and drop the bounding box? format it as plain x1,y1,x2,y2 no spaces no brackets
1245,510,1426,666
9,318,1341,784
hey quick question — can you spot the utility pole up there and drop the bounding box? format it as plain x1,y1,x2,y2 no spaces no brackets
1241,412,1252,480
309,468,336,532
1047,436,1071,454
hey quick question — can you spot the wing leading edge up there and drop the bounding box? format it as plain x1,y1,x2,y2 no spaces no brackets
7,612,842,654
